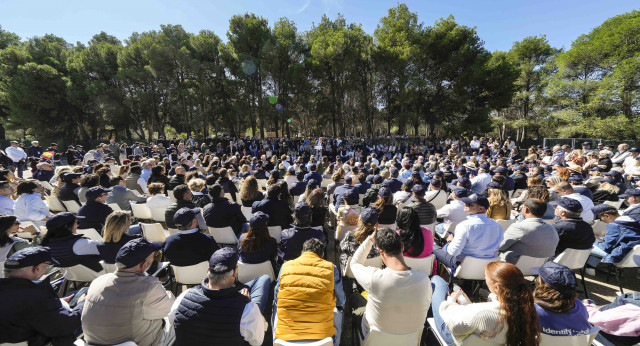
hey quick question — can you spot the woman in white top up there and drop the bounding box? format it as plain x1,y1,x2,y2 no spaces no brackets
431,261,539,345
0,215,31,277
14,181,51,228
145,183,172,209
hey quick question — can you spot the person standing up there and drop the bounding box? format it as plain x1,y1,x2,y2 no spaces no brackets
5,141,27,178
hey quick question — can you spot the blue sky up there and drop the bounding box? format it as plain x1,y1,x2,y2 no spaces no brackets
0,0,638,51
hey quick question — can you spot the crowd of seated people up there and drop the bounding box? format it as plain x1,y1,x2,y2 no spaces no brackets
0,135,639,345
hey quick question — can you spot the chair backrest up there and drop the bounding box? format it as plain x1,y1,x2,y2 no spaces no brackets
603,199,624,209
46,196,66,212
274,337,333,346
62,200,81,214
335,223,357,242
344,256,382,278
615,244,640,268
0,342,28,346
378,223,397,231
321,178,332,188
257,179,267,190
167,189,177,202
240,206,253,220
496,219,515,232
168,228,179,235
62,265,104,282
358,194,365,206
107,203,122,211
208,226,238,245
77,228,102,241
237,261,275,283
538,328,599,346
293,195,301,204
171,261,208,285
130,203,152,220
514,255,548,276
591,220,607,237
100,261,118,274
454,256,500,280
420,223,436,237
140,223,168,242
364,327,423,346
553,248,591,270
404,254,435,276
268,226,283,244
39,181,54,192
149,207,167,222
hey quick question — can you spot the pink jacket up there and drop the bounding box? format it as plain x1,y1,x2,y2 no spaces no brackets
584,303,640,336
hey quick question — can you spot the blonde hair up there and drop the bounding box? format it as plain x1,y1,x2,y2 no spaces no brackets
103,211,132,242
188,178,206,192
488,188,508,207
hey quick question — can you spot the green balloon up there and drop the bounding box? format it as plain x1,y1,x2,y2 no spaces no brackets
287,118,292,123
269,96,278,104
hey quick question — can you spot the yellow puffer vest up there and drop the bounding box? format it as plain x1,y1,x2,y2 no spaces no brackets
275,252,336,340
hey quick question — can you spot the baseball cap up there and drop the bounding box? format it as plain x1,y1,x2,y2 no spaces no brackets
46,212,84,230
430,179,441,188
63,172,82,183
538,262,577,296
451,186,470,198
360,208,378,225
582,142,591,146
378,187,391,199
460,194,490,209
591,204,616,217
4,246,60,269
85,186,111,201
173,207,200,228
487,181,502,189
209,248,239,274
249,211,269,229
412,184,426,196
619,188,640,198
557,198,583,213
494,166,507,174
598,177,616,184
116,238,163,269
294,201,312,216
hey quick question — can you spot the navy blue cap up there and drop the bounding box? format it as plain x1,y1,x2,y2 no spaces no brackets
116,238,163,269
619,188,640,198
592,204,616,217
457,176,471,189
487,181,502,189
294,201,312,215
360,208,378,225
4,246,60,269
568,175,583,183
460,194,490,209
479,163,490,170
588,167,602,172
249,211,269,229
599,177,616,184
344,188,359,200
457,167,467,174
307,179,320,189
88,159,98,164
494,166,507,174
209,247,238,274
378,187,391,199
373,175,383,184
344,176,353,185
558,197,583,213
582,142,591,146
451,186,470,198
412,184,426,196
411,171,421,179
63,172,82,182
429,179,441,188
629,147,640,153
85,186,111,201
310,164,317,170
173,207,200,227
46,212,84,230
390,168,398,175
287,166,295,173
538,262,577,296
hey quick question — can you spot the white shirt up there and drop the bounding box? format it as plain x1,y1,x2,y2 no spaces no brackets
5,146,26,162
564,192,595,222
72,238,101,256
146,195,172,209
469,140,481,149
137,177,149,194
0,195,15,215
169,290,266,346
624,156,638,175
15,193,51,227
470,173,491,194
436,199,468,226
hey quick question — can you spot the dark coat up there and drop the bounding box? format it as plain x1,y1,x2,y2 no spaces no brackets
203,197,247,236
554,218,596,255
251,197,292,230
77,201,113,232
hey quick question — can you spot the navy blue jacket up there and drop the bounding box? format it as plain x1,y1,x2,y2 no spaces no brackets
241,191,264,207
163,231,220,267
0,277,84,345
77,201,113,232
203,197,247,236
303,171,322,184
216,177,238,202
280,227,326,261
554,219,596,255
97,233,141,264
595,217,640,263
238,234,278,272
354,181,371,194
251,197,292,230
46,234,102,272
58,183,81,204
574,186,594,200
333,185,356,212
289,181,307,196
33,170,54,182
383,178,403,194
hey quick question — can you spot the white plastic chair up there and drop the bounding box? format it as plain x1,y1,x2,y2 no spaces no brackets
100,261,118,274
241,206,253,220
171,261,208,286
378,223,397,231
46,196,66,212
321,178,332,189
293,195,301,204
554,248,592,297
62,200,82,214
140,223,169,242
603,199,624,209
268,226,283,244
237,261,275,283
257,179,267,191
130,203,152,220
538,328,600,345
363,326,423,346
496,219,515,232
344,256,382,278
274,337,333,346
404,254,435,276
611,244,640,294
335,223,357,242
167,189,177,202
39,180,54,192
77,228,102,241
358,194,365,206
208,226,238,246
591,220,607,237
61,265,104,294
107,203,122,211
1,342,29,346
513,255,548,276
452,256,500,280
149,207,167,223
84,342,137,346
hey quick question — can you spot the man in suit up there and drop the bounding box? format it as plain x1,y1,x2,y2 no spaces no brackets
106,176,146,211
499,199,559,264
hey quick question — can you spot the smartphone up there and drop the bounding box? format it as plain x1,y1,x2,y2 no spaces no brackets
452,284,470,305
